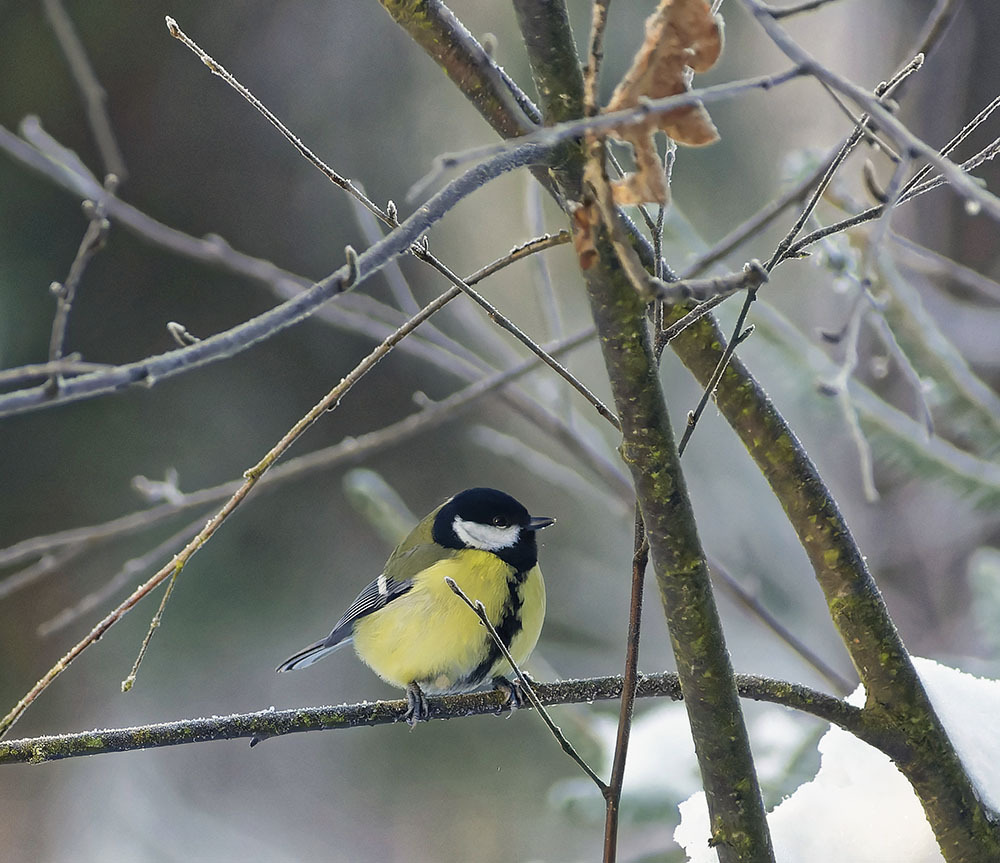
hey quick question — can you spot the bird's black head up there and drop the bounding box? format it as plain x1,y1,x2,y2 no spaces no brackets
432,487,554,572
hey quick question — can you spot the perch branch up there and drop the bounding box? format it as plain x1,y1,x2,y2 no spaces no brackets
0,671,871,766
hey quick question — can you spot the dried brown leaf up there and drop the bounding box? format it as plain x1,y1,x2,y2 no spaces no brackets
605,0,723,204
571,200,601,271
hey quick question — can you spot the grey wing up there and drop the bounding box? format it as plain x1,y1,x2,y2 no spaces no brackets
277,547,445,672
325,541,456,644
276,574,412,672
326,572,413,645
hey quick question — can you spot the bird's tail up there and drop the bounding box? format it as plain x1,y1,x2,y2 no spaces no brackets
276,637,351,672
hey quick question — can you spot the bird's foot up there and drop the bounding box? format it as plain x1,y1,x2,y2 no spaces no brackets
404,682,430,727
493,674,533,715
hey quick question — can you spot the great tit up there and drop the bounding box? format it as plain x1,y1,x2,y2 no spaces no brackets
277,487,554,723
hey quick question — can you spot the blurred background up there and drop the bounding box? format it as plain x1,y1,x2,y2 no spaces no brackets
1,1,998,861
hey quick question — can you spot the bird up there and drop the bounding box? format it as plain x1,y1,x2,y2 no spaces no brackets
276,487,554,725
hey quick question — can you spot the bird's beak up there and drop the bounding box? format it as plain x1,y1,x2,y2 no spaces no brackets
527,516,555,531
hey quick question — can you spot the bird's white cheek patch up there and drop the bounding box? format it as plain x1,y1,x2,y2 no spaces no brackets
453,516,519,551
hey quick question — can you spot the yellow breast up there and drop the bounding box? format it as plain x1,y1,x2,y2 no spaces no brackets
351,551,545,694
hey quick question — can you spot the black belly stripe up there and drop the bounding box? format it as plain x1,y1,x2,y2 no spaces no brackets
463,569,527,687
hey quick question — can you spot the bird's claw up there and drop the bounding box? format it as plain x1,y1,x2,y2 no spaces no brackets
493,675,532,716
405,682,430,727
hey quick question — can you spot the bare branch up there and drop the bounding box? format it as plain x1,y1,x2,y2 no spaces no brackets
45,176,117,392
759,0,845,17
583,1,613,117
0,140,550,419
42,0,127,179
445,577,608,791
417,250,621,430
742,0,1000,221
410,67,805,197
374,1,541,135
604,511,648,863
0,671,873,766
0,357,112,389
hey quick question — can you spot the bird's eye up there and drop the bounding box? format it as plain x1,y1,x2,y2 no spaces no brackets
491,515,511,528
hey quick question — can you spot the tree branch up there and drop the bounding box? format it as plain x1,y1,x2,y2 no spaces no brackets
42,0,127,180
410,66,806,191
376,0,540,135
0,141,549,419
604,512,649,863
0,671,872,766
377,12,1000,859
0,325,601,576
581,146,774,863
742,0,1000,222
501,4,776,858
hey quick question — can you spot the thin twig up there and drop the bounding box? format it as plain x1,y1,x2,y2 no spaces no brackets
42,0,127,179
900,92,1000,200
414,251,621,430
814,79,901,162
760,0,844,16
908,0,960,84
45,176,117,393
121,566,180,692
444,577,609,792
166,18,385,226
767,54,924,272
783,136,1000,260
0,326,599,572
0,358,112,388
676,316,755,457
708,557,854,694
347,192,421,317
37,514,211,637
583,0,612,116
743,0,1000,220
410,66,807,196
603,510,648,863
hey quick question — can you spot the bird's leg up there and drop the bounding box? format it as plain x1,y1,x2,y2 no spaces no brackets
405,682,430,726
